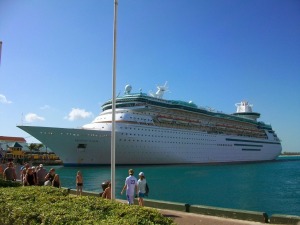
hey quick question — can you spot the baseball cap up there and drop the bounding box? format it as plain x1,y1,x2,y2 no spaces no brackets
139,172,144,176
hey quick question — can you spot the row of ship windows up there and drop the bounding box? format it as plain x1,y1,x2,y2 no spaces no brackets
64,133,108,138
117,152,210,157
125,110,208,121
120,127,212,136
119,139,224,145
122,111,155,116
101,116,153,122
122,117,152,122
40,132,110,138
120,133,215,141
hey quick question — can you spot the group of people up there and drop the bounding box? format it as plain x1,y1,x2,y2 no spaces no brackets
21,163,61,188
121,169,148,206
77,168,148,206
3,163,148,206
2,162,61,188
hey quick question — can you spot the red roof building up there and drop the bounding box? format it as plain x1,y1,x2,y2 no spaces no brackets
0,136,26,143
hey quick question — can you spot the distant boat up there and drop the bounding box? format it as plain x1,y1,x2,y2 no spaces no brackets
18,83,282,166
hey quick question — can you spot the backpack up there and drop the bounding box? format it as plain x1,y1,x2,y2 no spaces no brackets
145,183,149,196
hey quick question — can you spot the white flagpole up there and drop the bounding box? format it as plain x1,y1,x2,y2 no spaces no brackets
0,41,2,65
111,0,118,200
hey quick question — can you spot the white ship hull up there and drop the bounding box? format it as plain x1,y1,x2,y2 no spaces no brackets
18,123,282,166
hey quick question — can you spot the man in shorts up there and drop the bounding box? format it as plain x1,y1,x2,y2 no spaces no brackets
121,169,138,205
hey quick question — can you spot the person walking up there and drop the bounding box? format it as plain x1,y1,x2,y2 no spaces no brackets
121,169,138,205
137,172,147,206
76,171,83,196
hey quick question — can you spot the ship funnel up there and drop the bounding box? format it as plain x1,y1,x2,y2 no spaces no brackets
233,101,260,121
235,101,253,113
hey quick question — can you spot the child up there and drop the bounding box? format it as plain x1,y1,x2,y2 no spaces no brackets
102,182,111,199
76,171,83,196
52,174,61,188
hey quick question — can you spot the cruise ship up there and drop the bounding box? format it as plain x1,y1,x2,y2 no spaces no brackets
18,83,282,166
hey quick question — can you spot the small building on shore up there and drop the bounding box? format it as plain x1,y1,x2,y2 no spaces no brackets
0,136,26,149
0,136,62,165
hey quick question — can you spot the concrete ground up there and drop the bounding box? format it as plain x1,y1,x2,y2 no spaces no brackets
159,209,275,225
117,199,275,225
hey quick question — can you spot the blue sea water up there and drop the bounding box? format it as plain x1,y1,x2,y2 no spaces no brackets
48,156,300,216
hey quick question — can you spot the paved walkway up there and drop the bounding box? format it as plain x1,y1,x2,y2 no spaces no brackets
117,199,273,225
159,209,271,225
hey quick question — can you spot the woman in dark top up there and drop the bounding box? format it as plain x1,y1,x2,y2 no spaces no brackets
52,174,61,188
25,168,36,186
44,168,55,186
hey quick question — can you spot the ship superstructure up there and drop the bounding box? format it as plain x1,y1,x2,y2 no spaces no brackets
18,83,282,165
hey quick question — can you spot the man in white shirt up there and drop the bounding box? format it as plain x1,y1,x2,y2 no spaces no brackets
121,169,138,205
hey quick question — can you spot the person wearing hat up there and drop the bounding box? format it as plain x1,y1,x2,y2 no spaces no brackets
137,172,147,206
121,169,138,205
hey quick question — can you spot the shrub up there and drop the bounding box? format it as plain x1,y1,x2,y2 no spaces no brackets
0,178,22,187
0,186,175,225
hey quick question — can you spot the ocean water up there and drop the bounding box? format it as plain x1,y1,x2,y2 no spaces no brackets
48,156,300,216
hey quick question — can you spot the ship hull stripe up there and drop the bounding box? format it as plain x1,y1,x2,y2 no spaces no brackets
226,138,280,145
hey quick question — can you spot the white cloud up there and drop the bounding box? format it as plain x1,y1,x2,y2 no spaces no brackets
25,113,45,123
40,104,50,110
65,108,93,121
0,94,12,104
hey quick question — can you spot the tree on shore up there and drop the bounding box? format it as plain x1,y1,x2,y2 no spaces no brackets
28,143,44,152
36,143,44,152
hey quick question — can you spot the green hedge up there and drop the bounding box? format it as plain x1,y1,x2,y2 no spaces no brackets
0,178,22,187
0,184,175,225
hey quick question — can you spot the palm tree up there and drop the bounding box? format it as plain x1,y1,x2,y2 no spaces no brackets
36,143,44,152
28,143,37,162
28,143,37,152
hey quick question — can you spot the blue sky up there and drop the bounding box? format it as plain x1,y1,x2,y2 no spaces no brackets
0,0,299,152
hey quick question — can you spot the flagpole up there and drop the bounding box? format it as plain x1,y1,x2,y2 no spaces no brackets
111,0,118,200
0,41,2,65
